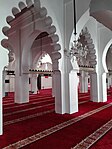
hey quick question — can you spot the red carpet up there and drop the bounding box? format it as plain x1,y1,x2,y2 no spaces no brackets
0,89,112,149
90,129,112,149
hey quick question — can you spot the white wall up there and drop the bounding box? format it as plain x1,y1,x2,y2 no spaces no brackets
9,76,15,92
98,25,112,73
41,76,52,89
4,75,15,93
106,47,112,70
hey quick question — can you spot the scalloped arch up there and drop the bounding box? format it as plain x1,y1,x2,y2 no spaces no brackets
1,0,61,65
79,27,97,67
1,39,14,52
102,39,112,73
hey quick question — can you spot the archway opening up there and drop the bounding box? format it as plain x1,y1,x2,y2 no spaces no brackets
102,39,112,102
69,27,97,105
106,45,112,100
29,32,53,95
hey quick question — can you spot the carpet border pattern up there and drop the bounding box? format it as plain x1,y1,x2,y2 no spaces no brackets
3,103,112,149
71,119,112,149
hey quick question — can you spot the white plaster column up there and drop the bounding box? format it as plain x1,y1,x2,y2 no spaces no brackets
8,52,15,93
107,76,111,89
0,71,3,135
111,77,112,87
31,74,38,94
79,71,84,93
79,71,88,93
29,74,31,92
52,56,62,113
9,75,15,92
15,60,29,103
54,69,62,113
102,73,107,102
97,72,107,102
64,55,79,114
69,69,79,113
51,50,65,114
90,72,98,102
4,75,10,94
85,72,89,92
2,69,7,97
64,56,72,114
52,74,55,97
15,74,29,103
90,72,107,102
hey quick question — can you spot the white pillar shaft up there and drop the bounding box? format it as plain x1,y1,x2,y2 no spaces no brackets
63,56,79,114
64,56,73,114
102,73,107,102
15,74,29,103
80,77,85,93
97,73,107,102
65,72,70,113
85,77,88,92
107,77,111,89
0,71,3,135
80,71,88,93
111,78,112,87
69,70,78,114
91,72,107,102
2,71,6,97
9,76,15,92
0,96,2,135
31,74,37,94
8,62,12,93
5,75,10,93
90,72,98,102
54,70,62,113
52,74,55,97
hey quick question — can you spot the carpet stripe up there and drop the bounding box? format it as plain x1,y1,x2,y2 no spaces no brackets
3,95,52,103
4,101,88,126
3,96,53,106
4,100,89,117
3,95,89,105
4,103,54,116
78,100,89,104
71,119,112,149
4,98,54,110
4,109,54,126
3,103,112,149
78,95,90,99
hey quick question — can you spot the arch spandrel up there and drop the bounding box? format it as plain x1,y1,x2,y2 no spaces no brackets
1,0,62,73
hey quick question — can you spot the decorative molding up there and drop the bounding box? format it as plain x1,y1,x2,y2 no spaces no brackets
72,119,112,149
79,66,95,72
78,27,97,67
23,69,53,75
1,0,61,75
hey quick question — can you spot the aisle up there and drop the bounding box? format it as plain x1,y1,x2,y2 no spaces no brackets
1,89,112,149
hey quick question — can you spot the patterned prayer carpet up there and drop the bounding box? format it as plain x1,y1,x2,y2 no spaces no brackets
0,89,112,149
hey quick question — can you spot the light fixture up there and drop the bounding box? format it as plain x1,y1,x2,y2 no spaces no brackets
66,0,88,65
38,37,43,67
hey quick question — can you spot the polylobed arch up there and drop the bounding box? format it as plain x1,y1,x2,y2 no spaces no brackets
79,27,97,67
2,0,61,67
68,9,94,71
1,0,62,115
1,39,14,53
30,29,61,75
69,9,90,49
29,31,53,69
102,39,112,73
69,27,97,70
